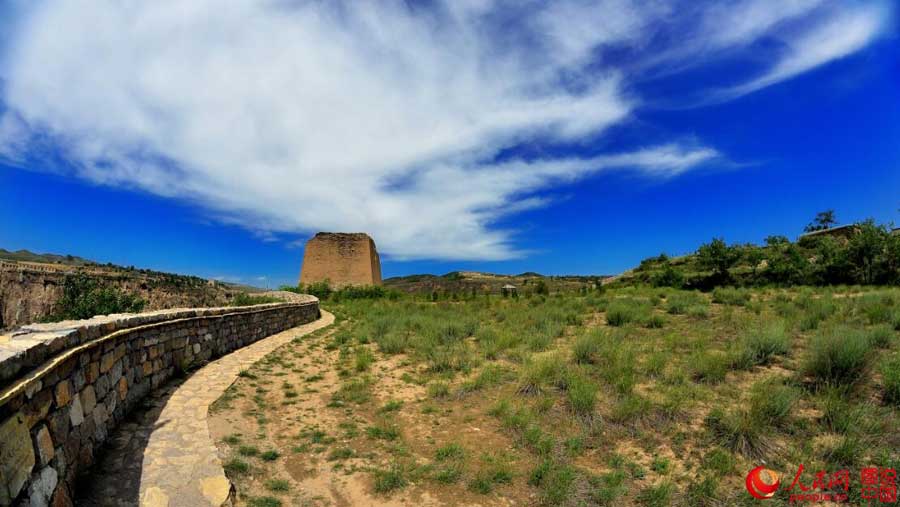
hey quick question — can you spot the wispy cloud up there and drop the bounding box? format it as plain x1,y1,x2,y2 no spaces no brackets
0,0,890,260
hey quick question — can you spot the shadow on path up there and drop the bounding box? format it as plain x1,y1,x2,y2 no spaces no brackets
74,377,185,506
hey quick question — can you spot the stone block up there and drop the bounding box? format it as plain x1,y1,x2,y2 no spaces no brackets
116,378,128,401
33,424,55,466
0,412,35,504
69,394,84,427
99,352,115,374
24,389,53,427
27,466,58,507
47,409,69,449
80,386,97,415
54,380,72,408
85,362,99,384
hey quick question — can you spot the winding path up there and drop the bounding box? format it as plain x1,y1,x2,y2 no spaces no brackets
78,311,335,507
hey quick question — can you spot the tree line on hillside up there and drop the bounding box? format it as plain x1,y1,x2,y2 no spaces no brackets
639,214,900,290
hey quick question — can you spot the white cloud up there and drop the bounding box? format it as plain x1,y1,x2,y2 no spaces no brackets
719,3,890,99
0,0,890,260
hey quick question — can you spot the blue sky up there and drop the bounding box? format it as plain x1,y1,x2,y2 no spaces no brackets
0,1,898,287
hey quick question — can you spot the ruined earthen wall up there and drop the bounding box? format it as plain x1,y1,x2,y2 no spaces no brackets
0,261,240,331
299,233,382,287
0,299,319,506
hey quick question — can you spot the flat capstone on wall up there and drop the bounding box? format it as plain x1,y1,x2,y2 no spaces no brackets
0,296,319,506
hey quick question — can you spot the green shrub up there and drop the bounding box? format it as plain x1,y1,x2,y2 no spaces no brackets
49,273,146,321
354,347,375,372
691,352,728,384
224,458,250,475
704,408,769,458
749,379,798,428
712,287,750,306
823,435,863,468
867,324,894,348
571,333,600,364
644,314,665,329
248,497,282,507
805,327,872,387
535,462,579,506
366,421,401,441
373,463,407,493
376,332,408,354
606,303,637,326
821,392,868,434
517,354,568,395
427,381,450,399
331,376,373,404
731,322,790,369
881,356,900,405
435,443,465,461
566,371,598,420
468,454,513,494
687,305,710,319
701,448,734,476
858,293,894,324
666,292,705,315
264,479,290,492
379,399,403,413
637,481,673,507
797,297,836,331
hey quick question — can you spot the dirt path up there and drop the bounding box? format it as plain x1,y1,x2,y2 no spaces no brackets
77,312,335,507
208,316,531,507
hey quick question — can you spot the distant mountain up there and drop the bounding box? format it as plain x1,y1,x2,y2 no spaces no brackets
0,248,97,266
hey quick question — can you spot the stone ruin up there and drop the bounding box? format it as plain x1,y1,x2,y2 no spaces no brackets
299,232,382,288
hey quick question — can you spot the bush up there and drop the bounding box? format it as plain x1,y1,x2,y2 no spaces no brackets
797,297,837,331
517,354,568,395
606,301,640,327
49,273,145,321
712,287,750,306
302,280,333,300
566,371,598,420
882,356,900,406
749,379,798,427
375,332,408,354
571,333,600,364
867,325,894,349
637,481,673,507
691,352,728,384
666,292,705,315
373,463,407,493
687,304,710,319
704,408,770,458
805,327,872,387
731,322,790,369
651,265,685,288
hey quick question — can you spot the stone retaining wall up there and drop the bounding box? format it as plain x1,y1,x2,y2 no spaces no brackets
0,298,319,506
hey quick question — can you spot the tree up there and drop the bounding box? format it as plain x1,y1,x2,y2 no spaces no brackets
651,264,685,288
846,220,889,284
51,273,145,321
804,210,837,233
765,235,789,247
696,238,740,280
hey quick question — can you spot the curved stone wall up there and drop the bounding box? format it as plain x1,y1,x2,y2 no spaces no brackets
0,298,319,506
